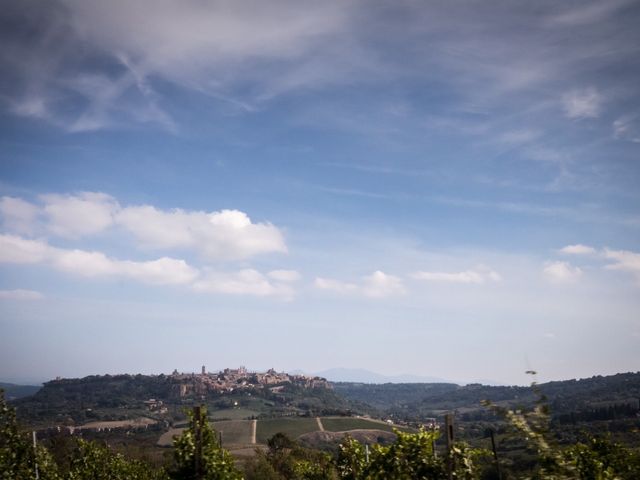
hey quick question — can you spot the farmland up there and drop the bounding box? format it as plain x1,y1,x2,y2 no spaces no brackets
157,416,406,449
158,419,254,447
320,416,410,433
256,417,319,444
209,407,260,421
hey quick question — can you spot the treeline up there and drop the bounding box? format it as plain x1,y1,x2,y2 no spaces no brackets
557,400,640,424
13,374,352,425
334,372,640,422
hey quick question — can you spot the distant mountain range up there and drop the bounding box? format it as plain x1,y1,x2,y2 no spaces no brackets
314,368,452,384
291,368,502,385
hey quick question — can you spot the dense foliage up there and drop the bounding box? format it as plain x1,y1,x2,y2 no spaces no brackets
13,374,351,425
334,372,640,423
336,429,485,480
244,432,337,480
2,391,240,480
169,406,242,480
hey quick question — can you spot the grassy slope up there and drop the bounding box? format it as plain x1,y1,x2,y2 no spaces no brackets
322,416,413,433
213,420,254,446
256,417,318,444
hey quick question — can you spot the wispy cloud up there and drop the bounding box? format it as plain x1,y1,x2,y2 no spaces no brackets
412,266,501,285
613,115,640,143
0,289,44,301
315,270,404,298
562,87,602,119
267,270,301,283
559,244,597,255
192,269,295,300
546,0,634,27
3,0,638,139
543,261,583,283
603,248,640,284
553,245,640,286
1,0,357,131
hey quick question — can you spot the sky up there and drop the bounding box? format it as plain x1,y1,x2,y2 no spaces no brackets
1,0,639,386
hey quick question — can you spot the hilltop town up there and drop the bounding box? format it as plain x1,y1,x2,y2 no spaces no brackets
168,366,331,397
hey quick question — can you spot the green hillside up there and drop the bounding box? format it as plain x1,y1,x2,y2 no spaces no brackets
12,373,351,426
0,382,41,401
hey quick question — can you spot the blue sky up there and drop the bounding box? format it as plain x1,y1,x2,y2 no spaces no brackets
1,0,639,385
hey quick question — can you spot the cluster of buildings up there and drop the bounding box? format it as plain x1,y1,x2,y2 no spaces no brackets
168,366,330,398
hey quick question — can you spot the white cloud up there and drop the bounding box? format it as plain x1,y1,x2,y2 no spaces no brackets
543,261,583,283
53,249,117,277
412,266,501,284
0,234,52,263
122,257,199,286
0,233,296,296
114,205,194,248
267,270,301,283
0,234,198,286
193,269,294,299
1,192,287,262
41,192,119,238
0,289,44,301
0,197,40,234
314,277,359,294
315,271,404,298
603,248,640,283
362,270,405,298
559,244,596,255
562,87,602,119
115,206,286,261
52,249,198,285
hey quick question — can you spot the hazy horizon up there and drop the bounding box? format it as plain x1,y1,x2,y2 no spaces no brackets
6,365,639,389
1,1,639,386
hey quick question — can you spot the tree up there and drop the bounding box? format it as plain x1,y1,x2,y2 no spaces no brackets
67,439,165,480
336,428,487,480
1,389,60,480
169,406,242,480
245,433,336,480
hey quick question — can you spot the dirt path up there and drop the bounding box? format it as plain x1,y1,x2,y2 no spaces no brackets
316,417,325,432
250,419,257,444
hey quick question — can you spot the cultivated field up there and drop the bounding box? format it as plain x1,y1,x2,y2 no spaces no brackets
213,420,253,446
321,416,412,433
255,417,318,444
209,408,260,421
157,420,254,447
157,427,184,447
158,416,411,449
77,417,157,430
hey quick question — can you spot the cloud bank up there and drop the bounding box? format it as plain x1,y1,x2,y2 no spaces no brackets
1,193,287,261
0,233,296,298
0,192,292,298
